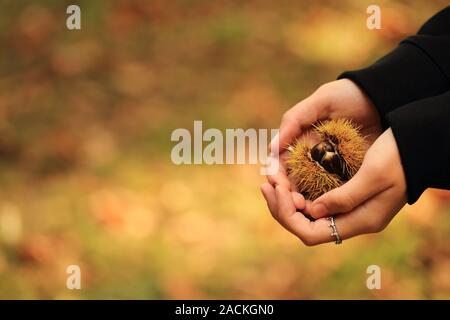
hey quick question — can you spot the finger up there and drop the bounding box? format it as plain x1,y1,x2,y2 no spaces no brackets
281,186,406,246
265,153,292,190
291,192,306,210
260,183,278,218
266,169,291,189
292,192,390,246
275,185,317,243
323,186,407,241
310,161,389,219
301,199,317,221
270,94,326,153
300,208,373,245
303,199,314,215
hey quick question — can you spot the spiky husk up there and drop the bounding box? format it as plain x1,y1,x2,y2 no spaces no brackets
286,119,366,201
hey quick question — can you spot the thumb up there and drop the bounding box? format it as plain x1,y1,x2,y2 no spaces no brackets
310,163,388,218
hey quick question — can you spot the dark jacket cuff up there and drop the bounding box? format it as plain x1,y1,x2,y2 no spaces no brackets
385,90,450,204
338,39,449,129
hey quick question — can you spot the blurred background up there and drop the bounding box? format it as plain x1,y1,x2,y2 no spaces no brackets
0,0,449,299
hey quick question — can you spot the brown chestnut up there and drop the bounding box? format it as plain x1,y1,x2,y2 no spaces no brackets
310,141,345,179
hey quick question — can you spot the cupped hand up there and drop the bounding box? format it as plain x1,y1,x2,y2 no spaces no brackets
267,79,382,190
261,128,407,245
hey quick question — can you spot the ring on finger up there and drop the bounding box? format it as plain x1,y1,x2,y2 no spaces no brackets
327,216,342,245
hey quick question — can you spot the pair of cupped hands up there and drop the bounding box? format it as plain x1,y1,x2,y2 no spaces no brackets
261,79,407,246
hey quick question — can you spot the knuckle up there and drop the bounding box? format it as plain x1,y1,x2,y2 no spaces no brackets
315,83,332,100
370,225,384,233
335,191,356,213
281,111,293,124
316,83,330,93
366,216,386,233
301,238,316,247
361,161,389,187
363,159,384,178
374,171,389,185
266,173,277,185
269,210,278,221
299,233,318,247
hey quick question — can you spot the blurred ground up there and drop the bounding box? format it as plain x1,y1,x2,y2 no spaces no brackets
0,0,449,299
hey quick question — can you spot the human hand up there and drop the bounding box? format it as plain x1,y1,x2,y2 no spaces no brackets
267,79,382,191
261,128,407,245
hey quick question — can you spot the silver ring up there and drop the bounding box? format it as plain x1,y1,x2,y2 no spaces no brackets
327,216,342,245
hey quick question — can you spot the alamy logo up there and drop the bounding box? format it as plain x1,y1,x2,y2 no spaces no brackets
366,265,381,289
366,5,381,30
66,265,81,290
171,121,279,175
66,5,81,30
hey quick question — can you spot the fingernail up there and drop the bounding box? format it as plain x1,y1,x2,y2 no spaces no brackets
312,203,328,217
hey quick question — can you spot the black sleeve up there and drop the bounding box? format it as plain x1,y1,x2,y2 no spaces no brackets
338,6,450,128
386,91,450,203
337,7,450,204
